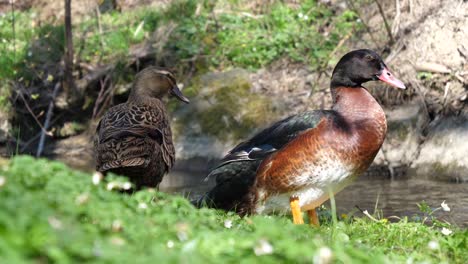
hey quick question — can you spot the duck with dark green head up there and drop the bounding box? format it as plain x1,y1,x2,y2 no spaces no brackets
94,67,189,189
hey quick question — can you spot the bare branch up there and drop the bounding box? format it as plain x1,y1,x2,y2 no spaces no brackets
374,0,395,44
345,0,379,47
391,0,401,36
37,82,61,157
64,0,76,99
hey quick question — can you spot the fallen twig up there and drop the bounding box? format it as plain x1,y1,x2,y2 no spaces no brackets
345,0,379,47
92,73,113,119
374,0,395,44
414,62,451,74
76,64,114,93
408,0,414,16
391,0,401,37
20,113,65,153
16,84,50,134
306,29,354,105
95,5,105,62
355,206,379,222
36,82,61,157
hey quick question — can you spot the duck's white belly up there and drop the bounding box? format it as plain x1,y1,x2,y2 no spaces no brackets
255,159,356,214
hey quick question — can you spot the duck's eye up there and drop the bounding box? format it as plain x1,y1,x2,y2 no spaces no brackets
364,55,374,61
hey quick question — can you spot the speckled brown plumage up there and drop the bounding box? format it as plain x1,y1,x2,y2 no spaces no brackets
94,67,189,188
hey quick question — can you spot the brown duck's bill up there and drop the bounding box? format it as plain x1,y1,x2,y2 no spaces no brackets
170,86,190,103
378,67,406,89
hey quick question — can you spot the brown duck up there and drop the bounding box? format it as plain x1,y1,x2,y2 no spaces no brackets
94,67,189,188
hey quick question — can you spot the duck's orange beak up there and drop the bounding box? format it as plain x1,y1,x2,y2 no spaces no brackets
170,85,190,104
378,67,406,89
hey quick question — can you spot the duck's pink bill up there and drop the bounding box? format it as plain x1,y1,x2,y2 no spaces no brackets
378,67,406,89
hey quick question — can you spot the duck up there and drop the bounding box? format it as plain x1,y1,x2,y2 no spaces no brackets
196,49,405,225
94,66,189,189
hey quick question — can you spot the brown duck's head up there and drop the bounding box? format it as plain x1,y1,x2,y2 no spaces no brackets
330,49,406,90
130,66,190,103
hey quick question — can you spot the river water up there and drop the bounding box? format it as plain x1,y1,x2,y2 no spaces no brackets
160,170,468,227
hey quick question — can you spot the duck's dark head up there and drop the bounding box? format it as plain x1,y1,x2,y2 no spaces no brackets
330,49,405,90
129,66,190,103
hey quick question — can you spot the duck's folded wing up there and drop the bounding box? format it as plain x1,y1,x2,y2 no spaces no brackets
198,110,330,211
214,110,328,168
94,103,175,170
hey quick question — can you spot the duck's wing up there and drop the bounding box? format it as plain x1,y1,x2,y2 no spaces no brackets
212,110,329,172
94,102,175,171
196,110,330,213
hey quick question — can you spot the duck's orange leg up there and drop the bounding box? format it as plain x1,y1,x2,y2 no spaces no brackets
289,197,304,224
307,208,320,227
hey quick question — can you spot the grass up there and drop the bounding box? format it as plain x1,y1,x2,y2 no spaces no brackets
0,156,466,263
0,0,360,82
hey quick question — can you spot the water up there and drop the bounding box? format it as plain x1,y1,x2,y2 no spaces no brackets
160,170,468,227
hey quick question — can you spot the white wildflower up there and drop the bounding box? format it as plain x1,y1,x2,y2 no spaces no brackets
92,172,103,185
138,202,148,210
224,220,233,229
254,239,274,256
441,201,450,212
406,257,414,264
182,240,197,252
428,240,439,250
176,223,189,241
0,176,6,187
298,12,304,19
314,246,333,264
122,182,132,190
167,240,174,248
303,15,309,20
110,236,125,246
441,227,452,236
177,231,188,241
106,182,116,191
75,193,89,205
112,220,123,232
48,217,63,230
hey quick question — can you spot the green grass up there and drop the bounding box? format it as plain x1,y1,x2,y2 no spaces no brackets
0,156,466,263
0,0,362,123
0,0,360,81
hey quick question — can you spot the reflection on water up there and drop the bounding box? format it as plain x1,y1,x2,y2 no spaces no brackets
161,170,468,227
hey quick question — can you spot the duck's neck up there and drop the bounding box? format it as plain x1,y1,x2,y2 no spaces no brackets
331,86,387,171
332,87,385,124
332,86,387,150
127,90,162,105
